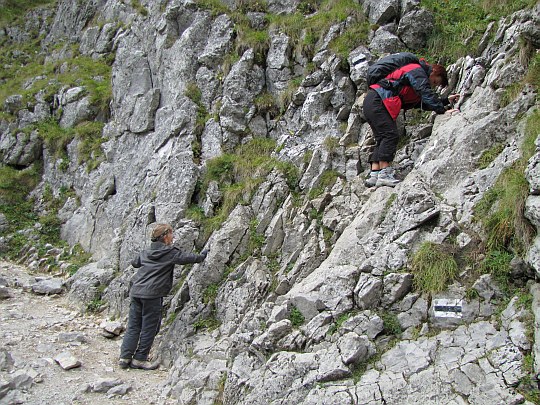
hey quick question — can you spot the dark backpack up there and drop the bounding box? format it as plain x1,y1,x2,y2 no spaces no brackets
366,52,420,86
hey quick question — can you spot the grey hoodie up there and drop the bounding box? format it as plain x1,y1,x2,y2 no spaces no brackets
129,241,207,299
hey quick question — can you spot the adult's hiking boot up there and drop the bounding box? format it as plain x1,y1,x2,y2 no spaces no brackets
131,358,160,370
364,170,379,187
118,358,131,369
376,167,400,187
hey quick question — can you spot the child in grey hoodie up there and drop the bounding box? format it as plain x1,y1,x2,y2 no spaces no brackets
119,223,208,370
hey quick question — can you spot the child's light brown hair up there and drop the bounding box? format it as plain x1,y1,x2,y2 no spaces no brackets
151,224,172,242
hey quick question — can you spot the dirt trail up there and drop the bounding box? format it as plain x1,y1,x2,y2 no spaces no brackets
0,261,171,405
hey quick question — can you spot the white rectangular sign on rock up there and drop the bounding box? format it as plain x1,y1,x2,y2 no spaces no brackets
433,298,463,318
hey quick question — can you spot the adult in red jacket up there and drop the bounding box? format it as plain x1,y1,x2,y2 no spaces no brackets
363,54,459,187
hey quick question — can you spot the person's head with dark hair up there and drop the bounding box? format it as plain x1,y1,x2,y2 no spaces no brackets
429,64,449,88
151,223,173,244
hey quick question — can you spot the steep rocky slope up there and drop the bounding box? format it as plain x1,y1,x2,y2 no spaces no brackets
1,0,540,403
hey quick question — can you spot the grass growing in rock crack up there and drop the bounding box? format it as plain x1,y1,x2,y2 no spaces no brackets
308,170,341,200
328,311,357,335
289,306,305,327
410,242,459,295
473,109,538,292
188,138,298,240
477,142,505,169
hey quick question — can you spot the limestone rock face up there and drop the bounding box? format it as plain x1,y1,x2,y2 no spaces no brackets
1,1,540,404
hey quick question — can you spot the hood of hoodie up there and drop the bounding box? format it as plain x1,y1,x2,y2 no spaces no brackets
145,241,175,260
419,59,432,77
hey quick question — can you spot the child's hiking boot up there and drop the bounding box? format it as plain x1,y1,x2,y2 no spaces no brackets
131,358,160,370
364,170,379,187
376,167,400,187
118,358,131,369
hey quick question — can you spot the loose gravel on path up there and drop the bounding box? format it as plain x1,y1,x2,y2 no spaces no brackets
0,261,169,405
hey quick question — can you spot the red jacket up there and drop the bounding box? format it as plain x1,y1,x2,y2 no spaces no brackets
370,62,448,120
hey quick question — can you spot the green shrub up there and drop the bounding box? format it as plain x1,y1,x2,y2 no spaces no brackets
380,311,402,336
410,242,458,294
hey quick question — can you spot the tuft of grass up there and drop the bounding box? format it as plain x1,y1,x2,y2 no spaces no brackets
378,193,397,224
236,0,268,13
380,311,402,336
35,119,74,158
203,283,219,304
477,143,505,169
193,138,298,238
193,314,221,332
75,121,106,171
185,82,210,135
267,0,366,61
254,91,280,118
63,244,92,276
289,306,305,327
323,136,339,153
478,250,513,294
165,312,177,326
524,50,540,90
410,242,458,294
308,169,341,199
35,119,106,171
248,219,265,255
130,0,148,16
500,40,539,107
518,353,540,404
473,109,538,257
195,0,230,17
87,297,105,313
328,312,352,335
329,19,370,60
